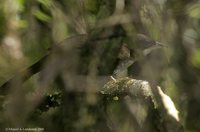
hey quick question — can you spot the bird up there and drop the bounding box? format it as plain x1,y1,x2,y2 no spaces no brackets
137,33,166,52
111,43,135,79
136,33,165,49
111,34,167,80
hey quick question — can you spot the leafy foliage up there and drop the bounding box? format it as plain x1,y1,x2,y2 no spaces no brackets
0,0,200,131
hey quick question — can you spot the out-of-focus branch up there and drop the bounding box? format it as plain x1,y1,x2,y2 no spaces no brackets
2,0,24,60
0,54,48,96
0,32,125,96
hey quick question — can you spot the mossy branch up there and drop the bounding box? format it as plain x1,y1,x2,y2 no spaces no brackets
101,77,184,132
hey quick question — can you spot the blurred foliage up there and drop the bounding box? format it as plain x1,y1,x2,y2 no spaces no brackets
0,0,200,132
187,3,200,19
0,13,6,40
191,49,200,68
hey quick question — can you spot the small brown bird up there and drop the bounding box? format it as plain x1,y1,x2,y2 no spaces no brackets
136,33,165,49
118,43,131,60
111,34,166,80
112,43,135,79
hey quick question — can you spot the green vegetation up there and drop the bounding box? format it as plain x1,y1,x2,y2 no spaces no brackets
0,0,200,131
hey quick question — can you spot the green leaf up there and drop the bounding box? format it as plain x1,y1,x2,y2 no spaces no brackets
191,49,200,68
85,0,99,14
33,10,51,22
37,0,52,8
187,4,200,19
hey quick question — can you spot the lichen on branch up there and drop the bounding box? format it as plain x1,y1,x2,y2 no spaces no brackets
101,77,154,101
